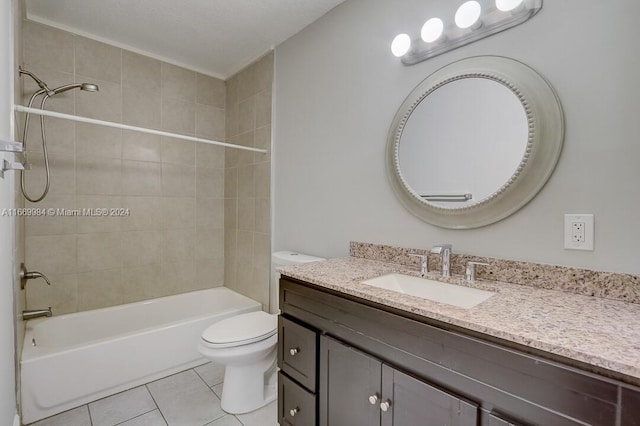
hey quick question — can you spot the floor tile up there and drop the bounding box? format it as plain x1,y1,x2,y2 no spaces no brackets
211,383,223,399
204,415,242,426
29,406,92,426
194,362,225,386
147,370,225,426
235,401,278,426
118,409,167,426
89,386,157,426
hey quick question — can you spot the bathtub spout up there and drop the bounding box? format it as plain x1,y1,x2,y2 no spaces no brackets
23,307,52,321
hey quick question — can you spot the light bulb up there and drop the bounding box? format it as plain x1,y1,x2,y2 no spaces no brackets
455,1,482,29
496,0,524,12
391,33,411,57
421,18,444,43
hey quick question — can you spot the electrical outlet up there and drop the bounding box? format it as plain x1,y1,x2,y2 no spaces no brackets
564,214,594,251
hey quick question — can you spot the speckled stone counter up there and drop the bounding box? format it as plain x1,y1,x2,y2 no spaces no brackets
279,257,640,383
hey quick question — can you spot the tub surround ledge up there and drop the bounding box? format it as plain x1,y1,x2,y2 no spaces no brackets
278,255,640,385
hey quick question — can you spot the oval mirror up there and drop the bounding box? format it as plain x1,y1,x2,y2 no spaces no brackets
386,56,564,228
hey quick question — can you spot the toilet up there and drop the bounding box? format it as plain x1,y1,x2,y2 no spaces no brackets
198,251,325,414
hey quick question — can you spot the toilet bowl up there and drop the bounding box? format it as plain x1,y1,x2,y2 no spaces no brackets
199,251,325,414
198,311,278,414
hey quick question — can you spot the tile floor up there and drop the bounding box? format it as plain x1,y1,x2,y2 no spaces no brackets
29,362,278,426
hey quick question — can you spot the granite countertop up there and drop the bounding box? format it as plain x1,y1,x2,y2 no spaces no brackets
279,257,640,383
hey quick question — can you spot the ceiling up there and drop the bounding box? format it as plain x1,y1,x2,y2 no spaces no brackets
25,0,346,79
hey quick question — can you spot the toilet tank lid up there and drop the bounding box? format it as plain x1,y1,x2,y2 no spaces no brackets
272,251,325,266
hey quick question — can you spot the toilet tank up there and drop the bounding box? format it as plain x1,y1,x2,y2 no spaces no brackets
270,251,325,314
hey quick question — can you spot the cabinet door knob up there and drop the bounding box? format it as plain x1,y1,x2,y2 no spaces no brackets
289,347,299,356
289,407,299,417
380,400,391,412
368,394,378,405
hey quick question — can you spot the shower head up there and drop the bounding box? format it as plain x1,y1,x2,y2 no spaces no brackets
19,66,54,96
50,82,100,95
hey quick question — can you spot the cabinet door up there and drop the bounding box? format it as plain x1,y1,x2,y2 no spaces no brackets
319,336,382,426
380,365,478,426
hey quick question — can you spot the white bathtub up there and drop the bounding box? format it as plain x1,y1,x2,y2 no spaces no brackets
20,287,261,424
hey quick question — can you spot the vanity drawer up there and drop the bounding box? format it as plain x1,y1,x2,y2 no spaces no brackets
279,316,318,391
279,371,316,426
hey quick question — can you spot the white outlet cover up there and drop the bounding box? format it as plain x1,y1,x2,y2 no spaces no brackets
564,214,594,251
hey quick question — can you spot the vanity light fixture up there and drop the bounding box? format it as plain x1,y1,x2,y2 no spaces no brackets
391,0,542,65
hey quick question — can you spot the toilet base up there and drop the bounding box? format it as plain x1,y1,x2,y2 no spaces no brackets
220,356,277,414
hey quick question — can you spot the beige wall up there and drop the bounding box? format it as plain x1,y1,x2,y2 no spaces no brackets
22,21,227,314
224,52,273,310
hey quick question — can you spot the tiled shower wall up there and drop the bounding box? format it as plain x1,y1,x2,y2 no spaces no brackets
22,21,228,314
224,53,273,309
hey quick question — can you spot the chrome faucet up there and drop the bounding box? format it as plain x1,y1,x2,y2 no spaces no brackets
20,263,52,290
22,307,52,320
431,244,452,278
408,253,427,277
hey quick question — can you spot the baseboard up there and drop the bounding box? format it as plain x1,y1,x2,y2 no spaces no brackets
13,413,20,426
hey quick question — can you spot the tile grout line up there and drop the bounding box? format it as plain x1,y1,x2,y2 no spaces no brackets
111,408,159,426
144,383,169,426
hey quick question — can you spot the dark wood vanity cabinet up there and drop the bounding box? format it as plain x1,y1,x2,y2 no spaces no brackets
278,277,640,426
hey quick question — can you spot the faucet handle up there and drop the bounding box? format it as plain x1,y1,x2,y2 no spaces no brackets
408,253,428,276
465,261,489,282
431,243,452,253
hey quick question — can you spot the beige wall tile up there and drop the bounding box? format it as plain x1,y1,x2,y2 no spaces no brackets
122,86,161,129
160,259,197,295
76,122,122,159
251,265,270,309
196,74,225,108
122,264,162,303
77,233,122,272
25,234,76,275
226,75,238,108
123,51,161,91
196,258,224,289
196,197,224,230
26,273,78,314
253,233,271,271
224,229,237,288
161,97,195,135
121,160,161,196
75,36,121,83
196,143,225,169
195,104,225,140
121,196,163,231
162,197,196,230
255,89,272,129
25,195,76,236
253,127,271,163
162,63,196,102
196,168,224,198
122,131,161,162
25,153,75,196
238,198,255,232
237,165,255,198
236,230,253,265
226,103,238,139
254,52,274,94
23,21,74,74
161,163,196,197
122,231,162,267
76,157,121,195
23,117,75,156
234,132,254,165
76,195,121,234
224,167,237,199
224,144,240,168
162,228,195,264
237,97,255,134
254,161,270,198
223,197,237,230
161,137,195,165
237,67,256,103
255,198,270,234
77,269,123,310
196,229,224,261
76,77,122,122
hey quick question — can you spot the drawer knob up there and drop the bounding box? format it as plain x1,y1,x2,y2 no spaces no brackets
368,394,378,405
290,407,299,417
289,347,299,356
380,400,391,412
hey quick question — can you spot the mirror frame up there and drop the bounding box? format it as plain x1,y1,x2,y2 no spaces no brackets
386,56,564,229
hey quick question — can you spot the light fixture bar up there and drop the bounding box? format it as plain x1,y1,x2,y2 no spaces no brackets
400,0,542,65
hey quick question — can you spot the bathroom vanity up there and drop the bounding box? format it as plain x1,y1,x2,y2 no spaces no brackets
276,258,640,426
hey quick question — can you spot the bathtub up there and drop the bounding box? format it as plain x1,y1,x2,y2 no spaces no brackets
21,287,261,424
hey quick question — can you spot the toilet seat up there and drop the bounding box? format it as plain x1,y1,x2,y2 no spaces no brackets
202,311,277,348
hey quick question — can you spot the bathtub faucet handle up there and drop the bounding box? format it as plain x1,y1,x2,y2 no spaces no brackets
20,263,52,290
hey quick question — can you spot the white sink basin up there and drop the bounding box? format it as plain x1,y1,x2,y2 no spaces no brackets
361,273,495,309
